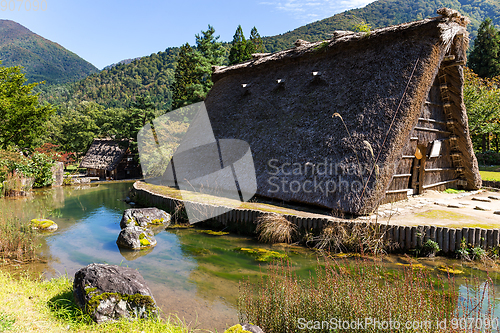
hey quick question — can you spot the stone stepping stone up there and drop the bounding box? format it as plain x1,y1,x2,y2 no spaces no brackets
488,196,500,200
434,201,448,206
494,211,500,215
447,204,464,208
472,197,492,202
475,205,491,211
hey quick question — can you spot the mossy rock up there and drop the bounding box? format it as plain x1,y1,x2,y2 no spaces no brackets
120,208,171,229
30,218,58,232
73,263,158,323
116,226,157,250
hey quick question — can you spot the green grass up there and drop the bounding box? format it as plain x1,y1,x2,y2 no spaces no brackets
0,270,198,332
480,170,500,181
0,311,15,331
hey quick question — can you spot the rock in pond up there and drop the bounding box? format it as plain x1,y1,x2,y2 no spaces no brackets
116,226,157,250
30,218,58,232
120,208,171,229
73,263,158,323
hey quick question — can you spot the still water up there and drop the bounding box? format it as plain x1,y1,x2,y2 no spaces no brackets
1,182,500,331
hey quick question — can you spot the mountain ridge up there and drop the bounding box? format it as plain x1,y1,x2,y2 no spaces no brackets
0,19,98,84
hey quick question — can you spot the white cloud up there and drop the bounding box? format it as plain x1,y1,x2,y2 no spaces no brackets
260,0,376,24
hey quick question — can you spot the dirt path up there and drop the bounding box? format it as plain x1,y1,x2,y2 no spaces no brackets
366,189,500,228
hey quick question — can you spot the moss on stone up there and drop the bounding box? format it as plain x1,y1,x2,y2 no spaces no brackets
150,218,164,225
85,291,156,317
30,218,56,230
224,324,252,333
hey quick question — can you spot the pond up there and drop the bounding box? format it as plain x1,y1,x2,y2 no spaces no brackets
1,182,500,331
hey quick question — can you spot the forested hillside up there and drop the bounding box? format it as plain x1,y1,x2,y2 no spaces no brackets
262,0,500,52
39,0,500,112
39,48,179,110
0,20,98,84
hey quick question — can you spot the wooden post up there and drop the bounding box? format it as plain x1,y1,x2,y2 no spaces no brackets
475,228,481,248
449,229,456,253
418,144,427,194
455,229,462,252
487,229,493,249
437,227,443,251
411,226,418,249
399,226,405,251
430,226,437,242
494,229,500,248
442,228,450,253
481,229,487,249
468,228,475,247
403,227,410,250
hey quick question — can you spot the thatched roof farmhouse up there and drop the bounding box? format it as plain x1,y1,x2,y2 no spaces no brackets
80,139,139,180
204,8,481,215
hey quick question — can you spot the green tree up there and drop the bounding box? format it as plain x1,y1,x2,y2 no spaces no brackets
464,68,500,151
469,18,500,78
229,25,252,65
171,43,200,109
171,26,225,109
0,62,55,150
116,95,158,155
249,26,264,53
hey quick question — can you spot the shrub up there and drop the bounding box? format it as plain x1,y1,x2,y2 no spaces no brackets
256,214,297,244
311,222,391,255
476,150,500,165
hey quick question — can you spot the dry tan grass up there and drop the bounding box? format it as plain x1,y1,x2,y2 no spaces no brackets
313,221,393,255
256,214,297,244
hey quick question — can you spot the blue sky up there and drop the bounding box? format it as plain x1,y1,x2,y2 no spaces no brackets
1,0,376,69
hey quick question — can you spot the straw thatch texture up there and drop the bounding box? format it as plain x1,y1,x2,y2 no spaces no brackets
79,139,127,171
204,9,480,215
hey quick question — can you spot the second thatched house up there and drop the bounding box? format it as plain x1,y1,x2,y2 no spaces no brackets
79,139,140,180
203,8,481,215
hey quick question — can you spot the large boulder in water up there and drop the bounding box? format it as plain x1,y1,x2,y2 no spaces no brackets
120,208,171,229
73,263,158,323
116,226,157,250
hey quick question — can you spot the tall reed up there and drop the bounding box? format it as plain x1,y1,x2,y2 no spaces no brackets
0,216,38,261
239,259,494,332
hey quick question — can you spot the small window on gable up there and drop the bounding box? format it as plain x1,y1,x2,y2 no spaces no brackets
429,139,443,158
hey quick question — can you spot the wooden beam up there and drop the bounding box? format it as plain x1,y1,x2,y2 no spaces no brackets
385,189,411,194
418,118,447,125
443,61,466,69
424,168,456,172
414,127,451,134
422,179,459,190
392,173,412,178
425,101,444,107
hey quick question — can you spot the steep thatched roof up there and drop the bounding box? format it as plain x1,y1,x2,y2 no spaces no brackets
204,8,481,215
79,139,126,171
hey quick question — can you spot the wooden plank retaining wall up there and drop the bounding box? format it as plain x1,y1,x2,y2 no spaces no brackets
134,182,500,254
